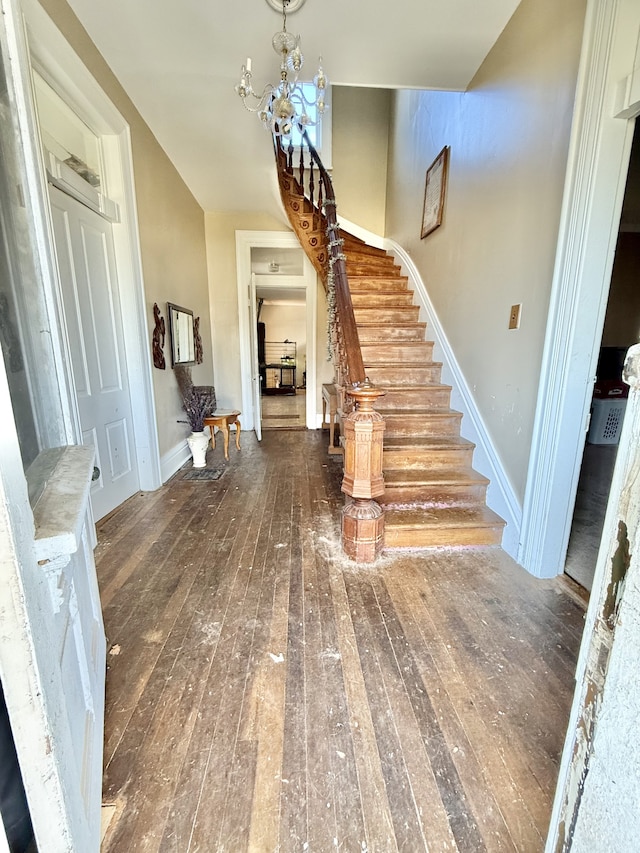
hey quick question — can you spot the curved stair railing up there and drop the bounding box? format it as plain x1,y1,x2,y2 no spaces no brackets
273,132,386,562
274,133,365,388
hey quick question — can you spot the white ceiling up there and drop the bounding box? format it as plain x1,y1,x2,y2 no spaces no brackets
65,0,521,216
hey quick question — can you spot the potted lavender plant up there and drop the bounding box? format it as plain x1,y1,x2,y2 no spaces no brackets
179,387,214,468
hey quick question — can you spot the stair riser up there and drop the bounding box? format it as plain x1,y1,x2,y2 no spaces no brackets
347,264,401,277
383,525,504,548
358,325,427,343
382,413,459,437
383,446,475,469
376,388,452,410
365,366,442,385
349,278,409,292
380,418,460,439
360,342,434,362
354,305,420,323
346,251,396,263
351,292,414,307
345,254,398,266
380,483,488,506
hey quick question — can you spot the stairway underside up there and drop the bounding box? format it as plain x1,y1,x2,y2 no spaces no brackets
342,233,506,550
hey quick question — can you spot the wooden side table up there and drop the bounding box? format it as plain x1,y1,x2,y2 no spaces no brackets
203,411,241,461
321,384,342,455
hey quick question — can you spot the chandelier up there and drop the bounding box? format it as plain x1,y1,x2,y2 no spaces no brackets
235,0,327,139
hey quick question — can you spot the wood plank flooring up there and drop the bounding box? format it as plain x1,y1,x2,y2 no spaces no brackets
261,390,306,430
96,430,585,852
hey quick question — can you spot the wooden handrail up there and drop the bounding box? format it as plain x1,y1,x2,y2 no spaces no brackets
273,133,365,387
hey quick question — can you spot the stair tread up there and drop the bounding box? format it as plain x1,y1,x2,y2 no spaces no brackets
357,322,425,327
379,405,458,415
383,468,489,485
384,435,475,449
384,505,506,529
364,363,442,369
349,278,409,284
378,403,458,413
351,289,412,295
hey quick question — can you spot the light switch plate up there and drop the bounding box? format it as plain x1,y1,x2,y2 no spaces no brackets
509,303,522,330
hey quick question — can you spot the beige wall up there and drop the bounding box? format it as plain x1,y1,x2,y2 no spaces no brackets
39,0,212,460
260,303,307,384
332,86,391,236
204,211,333,420
385,0,586,499
204,212,287,411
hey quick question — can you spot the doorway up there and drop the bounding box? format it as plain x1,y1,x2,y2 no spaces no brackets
564,122,640,592
253,246,308,432
236,231,318,435
25,3,161,500
519,0,640,580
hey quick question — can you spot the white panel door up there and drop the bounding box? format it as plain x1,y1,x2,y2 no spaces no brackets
49,186,139,520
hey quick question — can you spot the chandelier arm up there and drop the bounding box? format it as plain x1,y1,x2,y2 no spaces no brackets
238,84,275,113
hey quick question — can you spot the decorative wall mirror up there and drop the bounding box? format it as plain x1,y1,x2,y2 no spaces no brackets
167,302,195,366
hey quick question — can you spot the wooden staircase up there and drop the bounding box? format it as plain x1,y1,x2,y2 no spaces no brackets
342,233,505,548
274,139,505,550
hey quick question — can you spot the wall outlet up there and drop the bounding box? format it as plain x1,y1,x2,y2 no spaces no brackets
509,303,522,330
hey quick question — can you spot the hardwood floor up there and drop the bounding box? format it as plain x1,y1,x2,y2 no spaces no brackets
261,390,307,430
96,431,585,852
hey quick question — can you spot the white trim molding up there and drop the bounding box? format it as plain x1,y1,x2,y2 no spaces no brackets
235,230,318,434
387,240,522,559
520,0,640,578
160,440,191,484
22,0,162,494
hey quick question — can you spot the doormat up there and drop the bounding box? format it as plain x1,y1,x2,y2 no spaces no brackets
182,468,224,481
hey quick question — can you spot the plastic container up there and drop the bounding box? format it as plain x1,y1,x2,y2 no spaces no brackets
587,398,627,445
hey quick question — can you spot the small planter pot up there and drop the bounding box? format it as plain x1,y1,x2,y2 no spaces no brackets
187,430,209,468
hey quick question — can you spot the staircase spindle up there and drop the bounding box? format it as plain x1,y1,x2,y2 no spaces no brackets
309,160,315,208
287,139,294,173
299,147,305,187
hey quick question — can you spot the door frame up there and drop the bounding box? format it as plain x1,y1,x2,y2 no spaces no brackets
22,0,161,494
236,230,318,432
0,0,105,846
519,0,640,578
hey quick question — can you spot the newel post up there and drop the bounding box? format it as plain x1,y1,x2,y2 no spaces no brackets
341,379,386,562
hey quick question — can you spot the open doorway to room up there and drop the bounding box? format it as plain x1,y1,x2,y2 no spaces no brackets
564,122,640,593
253,246,308,431
236,232,317,438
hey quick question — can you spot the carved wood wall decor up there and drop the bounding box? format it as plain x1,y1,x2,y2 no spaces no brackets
152,302,166,369
194,316,204,365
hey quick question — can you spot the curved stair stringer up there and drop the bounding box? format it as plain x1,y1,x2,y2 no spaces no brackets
381,237,522,558
275,145,328,282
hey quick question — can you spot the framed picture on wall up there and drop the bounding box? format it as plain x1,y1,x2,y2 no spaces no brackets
421,145,450,239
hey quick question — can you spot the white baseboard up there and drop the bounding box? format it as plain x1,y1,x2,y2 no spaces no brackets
160,440,191,483
385,239,523,559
